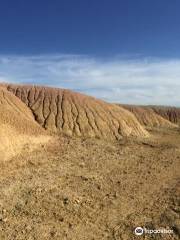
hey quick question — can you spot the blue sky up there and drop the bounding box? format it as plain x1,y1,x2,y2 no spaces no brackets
0,0,180,105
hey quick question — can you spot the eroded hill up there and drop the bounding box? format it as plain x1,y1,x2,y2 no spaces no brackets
150,106,180,125
120,104,178,128
4,84,149,140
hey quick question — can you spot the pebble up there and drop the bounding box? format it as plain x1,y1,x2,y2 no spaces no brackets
63,197,69,205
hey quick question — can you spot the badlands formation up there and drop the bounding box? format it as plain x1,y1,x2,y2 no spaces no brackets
0,83,179,240
5,84,149,139
120,104,178,128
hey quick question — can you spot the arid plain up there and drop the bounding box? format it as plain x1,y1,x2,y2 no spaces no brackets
0,84,179,240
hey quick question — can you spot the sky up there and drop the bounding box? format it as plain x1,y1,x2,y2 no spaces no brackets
0,0,180,106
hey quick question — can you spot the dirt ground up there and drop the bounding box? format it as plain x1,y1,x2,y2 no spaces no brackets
0,128,179,239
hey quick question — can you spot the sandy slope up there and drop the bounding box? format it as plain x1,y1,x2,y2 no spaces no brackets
0,87,50,160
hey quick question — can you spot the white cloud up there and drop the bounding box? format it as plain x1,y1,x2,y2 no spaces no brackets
0,54,180,106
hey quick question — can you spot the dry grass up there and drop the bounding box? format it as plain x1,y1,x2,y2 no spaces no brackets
0,128,179,239
0,124,50,161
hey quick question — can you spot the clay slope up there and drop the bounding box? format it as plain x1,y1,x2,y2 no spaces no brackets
120,105,177,128
5,84,149,140
0,87,45,134
149,106,180,125
0,87,49,160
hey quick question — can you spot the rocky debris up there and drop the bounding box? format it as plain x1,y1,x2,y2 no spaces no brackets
0,208,8,223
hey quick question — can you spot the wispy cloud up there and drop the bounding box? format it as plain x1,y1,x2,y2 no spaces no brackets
0,54,180,106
